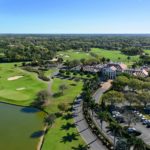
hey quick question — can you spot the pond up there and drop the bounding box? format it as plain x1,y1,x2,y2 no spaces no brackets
0,103,46,150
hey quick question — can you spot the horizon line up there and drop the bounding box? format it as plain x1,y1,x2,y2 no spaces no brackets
0,33,150,35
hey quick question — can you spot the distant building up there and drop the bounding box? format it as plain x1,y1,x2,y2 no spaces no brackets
70,62,149,79
102,62,149,79
125,69,149,78
102,66,117,79
102,63,127,79
107,62,127,72
71,64,104,73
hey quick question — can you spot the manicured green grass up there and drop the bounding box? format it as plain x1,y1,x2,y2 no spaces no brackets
45,78,83,113
57,50,93,61
57,48,140,66
91,48,139,66
0,63,47,105
42,78,85,150
44,68,58,77
42,117,84,150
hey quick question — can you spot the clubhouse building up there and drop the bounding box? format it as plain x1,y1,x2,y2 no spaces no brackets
102,62,149,79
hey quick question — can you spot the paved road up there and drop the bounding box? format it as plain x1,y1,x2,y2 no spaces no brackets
93,80,112,103
92,80,114,144
73,98,107,150
93,80,150,147
121,115,150,145
135,123,150,145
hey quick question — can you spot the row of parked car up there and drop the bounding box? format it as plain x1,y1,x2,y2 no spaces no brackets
112,110,142,136
112,111,125,123
133,110,150,128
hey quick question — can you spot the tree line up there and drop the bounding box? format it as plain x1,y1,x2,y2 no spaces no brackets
1,34,150,62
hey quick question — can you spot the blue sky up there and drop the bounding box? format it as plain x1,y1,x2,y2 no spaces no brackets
0,0,150,33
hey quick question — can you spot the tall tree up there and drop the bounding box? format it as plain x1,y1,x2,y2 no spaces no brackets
125,92,138,107
137,92,150,107
107,122,123,149
102,90,124,107
44,114,56,128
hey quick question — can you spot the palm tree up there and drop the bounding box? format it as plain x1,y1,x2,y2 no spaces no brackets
98,111,109,130
101,99,106,111
88,100,96,117
44,114,56,128
132,138,146,150
107,122,123,149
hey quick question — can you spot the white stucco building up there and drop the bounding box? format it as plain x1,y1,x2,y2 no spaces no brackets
102,62,148,79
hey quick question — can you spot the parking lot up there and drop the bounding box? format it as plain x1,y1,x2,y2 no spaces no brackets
112,110,150,145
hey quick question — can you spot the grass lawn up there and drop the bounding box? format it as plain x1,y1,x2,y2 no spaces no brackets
0,63,85,149
57,48,140,66
57,50,93,61
0,63,47,105
42,78,85,150
91,48,139,66
44,68,58,77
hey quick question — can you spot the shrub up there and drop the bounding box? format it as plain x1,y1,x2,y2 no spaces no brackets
58,103,69,112
38,72,50,81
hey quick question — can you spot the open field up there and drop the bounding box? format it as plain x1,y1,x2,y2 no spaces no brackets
0,63,47,105
42,78,85,150
57,48,142,66
57,50,93,61
91,48,140,65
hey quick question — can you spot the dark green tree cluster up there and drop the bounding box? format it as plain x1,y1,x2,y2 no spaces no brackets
1,34,150,62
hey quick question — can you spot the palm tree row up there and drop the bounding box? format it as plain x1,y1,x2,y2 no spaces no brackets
82,77,148,150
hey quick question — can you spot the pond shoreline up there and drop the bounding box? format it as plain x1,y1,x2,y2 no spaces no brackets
0,100,48,150
36,125,48,150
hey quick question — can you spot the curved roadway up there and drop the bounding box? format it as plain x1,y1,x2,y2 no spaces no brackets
73,80,112,150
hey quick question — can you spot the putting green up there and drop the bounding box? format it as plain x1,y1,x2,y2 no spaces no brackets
0,63,47,105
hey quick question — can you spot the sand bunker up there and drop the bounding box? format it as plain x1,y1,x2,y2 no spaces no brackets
65,55,70,58
59,54,63,56
16,87,26,91
8,76,23,81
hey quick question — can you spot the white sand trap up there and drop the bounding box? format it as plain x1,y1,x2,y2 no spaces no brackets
65,55,70,58
59,54,64,56
16,87,26,91
76,52,79,54
86,54,89,55
8,76,23,81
